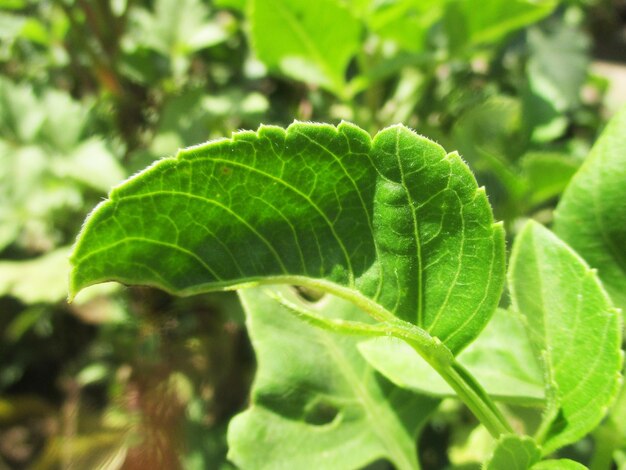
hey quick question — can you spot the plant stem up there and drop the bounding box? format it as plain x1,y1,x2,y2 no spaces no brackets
418,351,514,437
270,286,515,438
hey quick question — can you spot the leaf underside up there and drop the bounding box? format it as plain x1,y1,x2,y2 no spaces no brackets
228,287,438,470
69,121,505,354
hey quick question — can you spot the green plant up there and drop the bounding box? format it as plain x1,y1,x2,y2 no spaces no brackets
67,105,626,468
1,0,623,467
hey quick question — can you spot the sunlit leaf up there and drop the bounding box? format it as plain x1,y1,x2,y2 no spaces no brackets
249,0,360,98
0,247,70,304
509,221,622,453
445,0,557,52
554,106,626,311
524,21,589,143
367,0,444,52
128,0,229,57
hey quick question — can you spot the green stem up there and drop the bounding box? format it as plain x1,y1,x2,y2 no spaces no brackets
420,352,514,437
270,289,515,438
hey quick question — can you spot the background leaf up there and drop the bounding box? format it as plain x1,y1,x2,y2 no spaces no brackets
444,0,557,52
519,153,580,207
69,122,505,355
366,0,444,53
523,20,589,143
227,287,438,470
509,221,622,453
248,0,361,97
554,105,626,311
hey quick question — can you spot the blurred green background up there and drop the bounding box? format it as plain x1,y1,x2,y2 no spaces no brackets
0,0,625,468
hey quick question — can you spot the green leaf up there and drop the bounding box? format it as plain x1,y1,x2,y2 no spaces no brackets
0,77,44,143
69,122,505,355
57,139,126,193
444,0,557,52
0,247,71,304
527,22,589,113
509,221,622,453
248,0,360,98
228,287,438,470
128,0,229,57
483,434,541,470
39,89,90,152
554,106,626,311
358,308,544,404
0,247,117,305
531,460,587,470
367,0,444,52
520,152,580,207
523,21,590,143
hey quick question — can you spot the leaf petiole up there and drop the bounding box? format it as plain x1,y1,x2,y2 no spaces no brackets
270,288,514,438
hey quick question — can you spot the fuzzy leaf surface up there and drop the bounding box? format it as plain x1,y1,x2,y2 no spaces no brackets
227,287,438,470
69,122,505,354
554,106,626,311
509,221,622,453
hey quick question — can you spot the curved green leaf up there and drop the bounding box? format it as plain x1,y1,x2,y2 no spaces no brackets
554,106,626,311
483,434,541,470
69,122,505,355
227,287,438,470
249,0,360,97
509,221,622,453
358,308,544,404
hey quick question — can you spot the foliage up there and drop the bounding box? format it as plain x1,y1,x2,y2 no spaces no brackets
68,115,625,468
1,0,625,468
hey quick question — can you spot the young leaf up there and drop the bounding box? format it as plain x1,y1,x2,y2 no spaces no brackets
483,434,541,470
227,287,439,470
358,308,544,405
248,0,360,97
509,221,622,453
554,106,626,311
69,122,505,355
